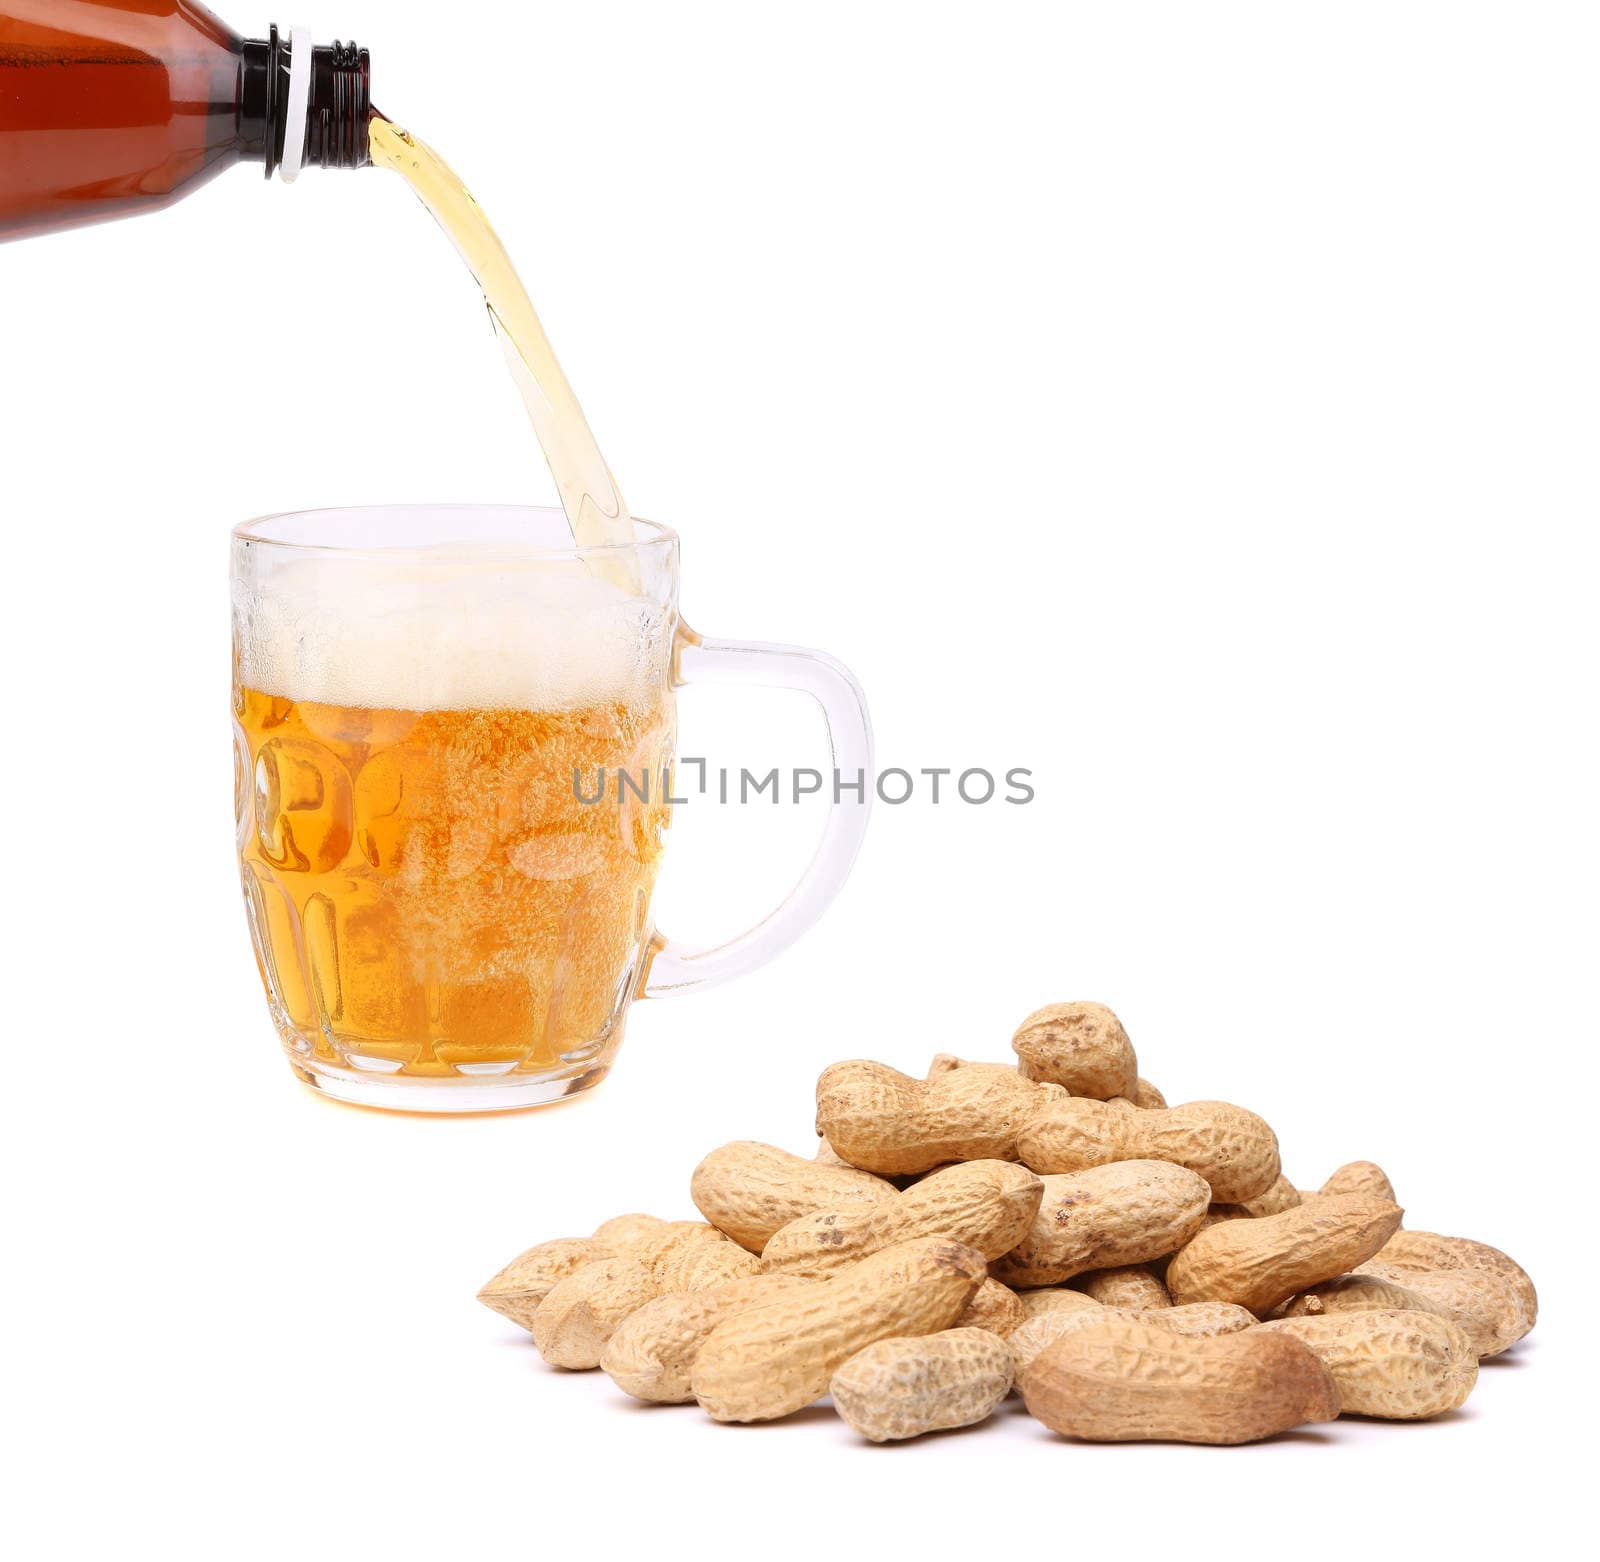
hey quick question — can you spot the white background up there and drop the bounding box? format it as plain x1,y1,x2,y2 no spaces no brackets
4,2,1596,1555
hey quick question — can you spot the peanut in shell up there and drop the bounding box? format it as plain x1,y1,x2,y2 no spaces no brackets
1017,1097,1281,1204
761,1159,1043,1278
1020,1315,1340,1444
992,1160,1212,1289
815,1060,1063,1176
1258,1310,1478,1419
690,1141,898,1253
1166,1193,1403,1316
831,1328,1014,1442
1010,1001,1139,1099
691,1237,987,1422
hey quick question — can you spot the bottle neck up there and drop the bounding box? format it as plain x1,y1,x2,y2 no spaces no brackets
240,28,371,178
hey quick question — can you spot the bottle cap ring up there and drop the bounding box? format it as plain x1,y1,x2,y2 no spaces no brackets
279,27,314,183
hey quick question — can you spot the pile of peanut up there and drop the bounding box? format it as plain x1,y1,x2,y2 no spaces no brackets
478,1002,1536,1443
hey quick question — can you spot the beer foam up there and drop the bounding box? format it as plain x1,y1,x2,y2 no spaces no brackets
234,546,668,711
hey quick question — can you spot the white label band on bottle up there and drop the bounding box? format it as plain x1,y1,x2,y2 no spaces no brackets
279,27,314,183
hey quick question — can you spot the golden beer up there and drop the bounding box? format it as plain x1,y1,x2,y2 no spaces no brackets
236,683,672,1080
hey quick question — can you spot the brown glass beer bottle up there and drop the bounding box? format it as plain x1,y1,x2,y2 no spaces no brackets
0,2,370,240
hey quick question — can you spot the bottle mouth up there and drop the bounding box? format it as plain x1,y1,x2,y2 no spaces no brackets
298,40,372,172
241,27,371,178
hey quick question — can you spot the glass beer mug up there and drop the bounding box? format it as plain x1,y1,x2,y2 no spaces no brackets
231,506,871,1111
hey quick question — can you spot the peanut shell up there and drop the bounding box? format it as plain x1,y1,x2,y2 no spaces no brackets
761,1159,1043,1278
992,1161,1212,1288
1278,1272,1452,1325
1017,1287,1103,1321
1258,1310,1477,1419
1018,1098,1281,1204
599,1274,814,1403
1010,1001,1139,1099
1362,1230,1537,1339
815,1060,1063,1176
1114,1078,1168,1111
1356,1263,1525,1357
691,1237,987,1422
652,1238,763,1293
532,1258,662,1370
1020,1316,1339,1444
831,1328,1014,1442
1166,1193,1403,1315
590,1213,669,1249
690,1141,898,1253
1319,1161,1397,1203
476,1236,613,1331
1072,1264,1172,1310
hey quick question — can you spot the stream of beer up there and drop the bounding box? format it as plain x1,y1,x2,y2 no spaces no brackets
367,116,637,576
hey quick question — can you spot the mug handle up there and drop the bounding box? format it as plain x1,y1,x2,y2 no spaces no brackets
640,623,873,997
